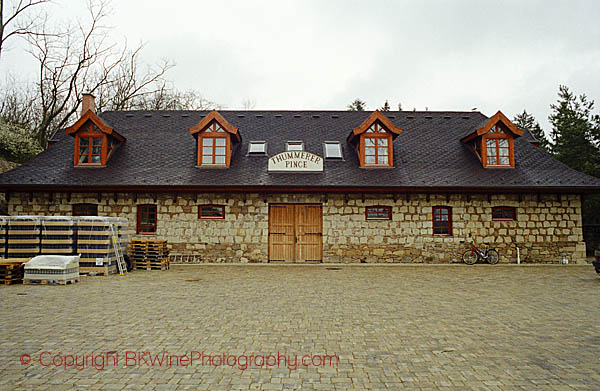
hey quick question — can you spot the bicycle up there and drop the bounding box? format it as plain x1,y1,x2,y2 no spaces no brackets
461,238,500,265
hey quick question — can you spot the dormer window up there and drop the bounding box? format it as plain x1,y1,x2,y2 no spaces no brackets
66,97,126,167
200,122,228,166
485,126,511,166
461,111,523,169
189,110,242,168
286,141,304,151
347,110,402,168
77,131,103,164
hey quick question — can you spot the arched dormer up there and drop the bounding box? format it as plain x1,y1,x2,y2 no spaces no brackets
347,110,402,167
461,111,524,168
189,110,241,167
65,110,125,167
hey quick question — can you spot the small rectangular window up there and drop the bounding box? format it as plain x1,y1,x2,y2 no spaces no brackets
365,206,392,220
492,206,516,221
286,141,304,151
137,204,157,234
324,141,343,159
248,141,267,155
199,205,225,219
433,206,452,235
72,203,98,216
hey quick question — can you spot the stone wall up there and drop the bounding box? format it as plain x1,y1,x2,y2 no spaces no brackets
6,191,586,264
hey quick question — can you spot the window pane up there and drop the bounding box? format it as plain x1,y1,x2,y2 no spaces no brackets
378,138,388,146
287,142,303,151
365,156,376,164
78,154,89,163
92,147,102,154
378,147,388,156
92,138,102,146
366,126,375,133
200,206,224,218
215,156,226,164
202,155,213,164
365,147,375,155
202,147,212,155
365,138,375,146
486,139,496,148
498,139,509,147
499,156,510,165
487,156,497,165
249,142,266,153
378,156,388,164
325,142,342,158
499,147,509,156
80,138,89,146
215,138,226,146
203,138,213,146
215,146,226,155
91,155,101,163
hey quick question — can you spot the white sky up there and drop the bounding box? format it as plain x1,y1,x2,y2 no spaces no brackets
2,0,600,136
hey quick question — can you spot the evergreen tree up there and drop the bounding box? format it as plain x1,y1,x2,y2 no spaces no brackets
347,99,366,111
380,100,390,111
513,110,551,152
549,85,600,177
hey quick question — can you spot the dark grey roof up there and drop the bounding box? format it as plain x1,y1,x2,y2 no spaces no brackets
1,110,600,192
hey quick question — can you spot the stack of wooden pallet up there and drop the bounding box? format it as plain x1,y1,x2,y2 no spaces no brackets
76,217,119,275
7,216,41,261
131,240,170,270
0,260,25,285
41,217,75,255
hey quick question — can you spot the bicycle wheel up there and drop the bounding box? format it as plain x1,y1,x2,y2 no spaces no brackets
487,249,500,265
462,250,478,265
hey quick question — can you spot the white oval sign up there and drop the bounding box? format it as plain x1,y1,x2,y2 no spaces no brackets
268,151,323,172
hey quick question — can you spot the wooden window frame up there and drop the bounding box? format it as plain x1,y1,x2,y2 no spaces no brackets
197,121,231,167
481,125,515,168
74,123,108,166
359,122,393,167
492,206,517,221
72,203,98,216
432,206,452,236
137,204,157,234
198,205,225,219
365,206,392,221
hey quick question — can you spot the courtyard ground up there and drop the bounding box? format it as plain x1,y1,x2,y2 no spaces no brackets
0,264,599,390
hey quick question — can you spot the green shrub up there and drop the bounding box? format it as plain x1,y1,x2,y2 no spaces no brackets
0,119,43,163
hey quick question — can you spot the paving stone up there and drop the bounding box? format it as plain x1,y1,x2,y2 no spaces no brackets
0,265,598,390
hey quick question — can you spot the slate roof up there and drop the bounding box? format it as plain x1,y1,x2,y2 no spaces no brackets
2,110,600,192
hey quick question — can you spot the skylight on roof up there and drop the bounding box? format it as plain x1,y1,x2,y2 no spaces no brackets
324,141,343,159
248,141,267,155
286,141,304,151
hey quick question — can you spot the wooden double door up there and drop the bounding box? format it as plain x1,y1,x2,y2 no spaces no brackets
268,204,323,262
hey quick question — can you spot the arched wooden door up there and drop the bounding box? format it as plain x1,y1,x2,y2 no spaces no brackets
268,204,322,262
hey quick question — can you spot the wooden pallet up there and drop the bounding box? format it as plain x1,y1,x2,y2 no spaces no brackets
0,261,25,284
133,258,170,271
23,277,79,285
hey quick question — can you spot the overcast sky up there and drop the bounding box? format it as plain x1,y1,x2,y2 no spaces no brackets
2,0,600,135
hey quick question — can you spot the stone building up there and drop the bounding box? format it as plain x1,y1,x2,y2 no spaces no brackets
1,94,599,264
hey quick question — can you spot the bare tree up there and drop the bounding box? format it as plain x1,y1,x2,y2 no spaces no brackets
0,0,51,59
1,0,218,149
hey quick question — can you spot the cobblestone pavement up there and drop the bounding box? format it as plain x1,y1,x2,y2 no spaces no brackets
1,265,599,390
